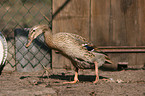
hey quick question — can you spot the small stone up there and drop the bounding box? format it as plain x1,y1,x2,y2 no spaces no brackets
109,78,115,82
116,79,124,83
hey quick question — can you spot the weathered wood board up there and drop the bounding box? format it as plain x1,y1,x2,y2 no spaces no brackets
52,0,145,69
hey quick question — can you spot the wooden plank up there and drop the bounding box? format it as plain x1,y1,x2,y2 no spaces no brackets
136,0,145,67
109,0,139,66
111,0,128,46
52,0,90,69
136,54,145,68
120,0,138,46
137,0,145,46
91,0,110,46
110,0,138,46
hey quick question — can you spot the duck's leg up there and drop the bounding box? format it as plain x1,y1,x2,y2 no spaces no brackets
63,68,79,84
93,61,99,83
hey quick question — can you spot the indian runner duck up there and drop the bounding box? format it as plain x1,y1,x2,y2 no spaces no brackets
26,25,113,84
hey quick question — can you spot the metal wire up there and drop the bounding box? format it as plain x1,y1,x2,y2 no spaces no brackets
0,0,52,71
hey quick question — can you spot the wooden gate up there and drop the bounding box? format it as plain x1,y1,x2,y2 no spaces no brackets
52,0,145,69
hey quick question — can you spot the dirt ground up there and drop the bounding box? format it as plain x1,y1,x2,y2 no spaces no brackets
0,68,145,96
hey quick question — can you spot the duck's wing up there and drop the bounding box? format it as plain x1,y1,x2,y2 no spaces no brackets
70,33,107,51
71,33,106,54
73,34,113,64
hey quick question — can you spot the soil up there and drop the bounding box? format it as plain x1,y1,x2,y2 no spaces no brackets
0,69,145,96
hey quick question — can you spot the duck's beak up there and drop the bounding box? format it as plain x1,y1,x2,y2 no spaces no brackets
25,38,33,48
25,31,36,48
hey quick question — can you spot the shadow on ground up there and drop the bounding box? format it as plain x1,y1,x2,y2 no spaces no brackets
20,74,108,82
49,74,108,82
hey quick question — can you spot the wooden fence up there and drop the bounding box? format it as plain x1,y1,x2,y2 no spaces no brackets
52,0,145,69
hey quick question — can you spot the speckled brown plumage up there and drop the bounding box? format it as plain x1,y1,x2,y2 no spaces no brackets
26,24,112,83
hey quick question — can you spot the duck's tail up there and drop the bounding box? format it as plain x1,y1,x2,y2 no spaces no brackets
94,48,113,64
105,55,113,64
82,44,113,64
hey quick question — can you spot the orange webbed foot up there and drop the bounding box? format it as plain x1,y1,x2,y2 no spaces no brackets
63,80,79,84
93,80,99,84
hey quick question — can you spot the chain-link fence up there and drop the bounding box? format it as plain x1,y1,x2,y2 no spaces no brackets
0,0,52,72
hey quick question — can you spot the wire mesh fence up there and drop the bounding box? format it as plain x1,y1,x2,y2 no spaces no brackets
0,0,52,72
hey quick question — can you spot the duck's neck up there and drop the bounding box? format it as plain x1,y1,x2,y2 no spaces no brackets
44,31,55,49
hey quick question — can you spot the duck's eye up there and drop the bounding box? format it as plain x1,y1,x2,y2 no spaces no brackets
33,30,35,32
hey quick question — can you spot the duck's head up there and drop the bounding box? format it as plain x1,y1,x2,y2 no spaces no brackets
25,25,49,48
